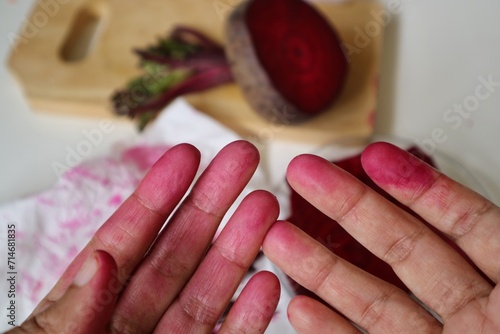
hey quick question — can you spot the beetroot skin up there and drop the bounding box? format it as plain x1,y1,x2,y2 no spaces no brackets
226,0,348,123
287,146,491,298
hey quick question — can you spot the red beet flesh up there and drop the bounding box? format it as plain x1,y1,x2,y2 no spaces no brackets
226,0,348,122
245,0,348,115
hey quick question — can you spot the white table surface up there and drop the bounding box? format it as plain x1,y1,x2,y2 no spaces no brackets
1,0,500,206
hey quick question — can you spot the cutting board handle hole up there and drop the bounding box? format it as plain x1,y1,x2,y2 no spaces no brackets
60,2,107,62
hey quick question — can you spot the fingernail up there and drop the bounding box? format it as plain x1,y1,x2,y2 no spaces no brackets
73,252,98,287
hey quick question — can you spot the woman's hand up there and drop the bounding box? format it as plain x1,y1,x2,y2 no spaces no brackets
264,142,500,333
10,140,280,334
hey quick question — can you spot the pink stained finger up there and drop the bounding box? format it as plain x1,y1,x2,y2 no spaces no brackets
150,190,278,332
285,153,493,321
30,144,201,316
263,221,442,333
110,140,262,333
361,142,500,283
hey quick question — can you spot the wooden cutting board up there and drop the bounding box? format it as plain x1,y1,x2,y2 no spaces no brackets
8,0,383,144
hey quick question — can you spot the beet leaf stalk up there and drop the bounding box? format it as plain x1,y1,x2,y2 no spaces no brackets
112,26,233,130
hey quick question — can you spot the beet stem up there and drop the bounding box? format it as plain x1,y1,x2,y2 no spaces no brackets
170,26,224,51
129,66,234,116
134,49,228,71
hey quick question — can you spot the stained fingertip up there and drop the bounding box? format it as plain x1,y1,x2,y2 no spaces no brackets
222,140,260,163
219,271,280,334
262,221,295,257
248,271,281,299
153,143,201,170
134,143,201,214
286,154,332,186
245,190,279,212
204,141,260,189
288,295,361,334
225,139,258,151
287,154,314,174
263,221,317,255
361,141,436,192
149,143,201,180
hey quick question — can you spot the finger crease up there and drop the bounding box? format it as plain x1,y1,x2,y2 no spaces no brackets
439,280,490,319
383,224,426,267
31,313,53,334
338,186,369,223
109,314,142,334
360,289,396,330
406,172,443,208
185,192,224,221
313,254,338,294
179,294,220,327
148,254,190,282
131,192,164,220
212,244,248,272
448,201,494,240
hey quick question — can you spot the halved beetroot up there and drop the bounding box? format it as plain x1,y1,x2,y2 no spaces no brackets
226,0,348,122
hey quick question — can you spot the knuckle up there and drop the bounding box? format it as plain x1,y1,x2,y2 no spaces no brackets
383,225,425,267
338,186,368,222
33,312,55,333
14,318,49,334
109,314,142,334
31,312,62,334
447,200,494,240
306,248,337,293
130,192,163,220
213,244,247,272
148,248,191,281
359,289,396,330
184,190,223,221
179,293,220,327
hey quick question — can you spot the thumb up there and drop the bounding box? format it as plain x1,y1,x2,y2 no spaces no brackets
17,250,120,333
